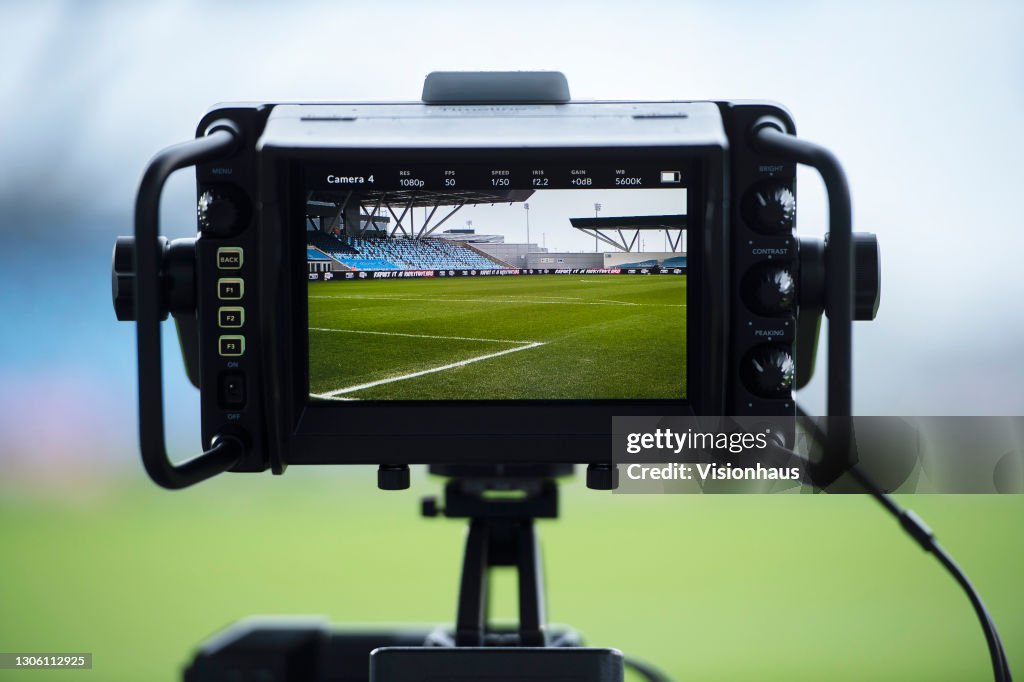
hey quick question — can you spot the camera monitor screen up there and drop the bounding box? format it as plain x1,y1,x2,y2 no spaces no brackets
304,161,691,402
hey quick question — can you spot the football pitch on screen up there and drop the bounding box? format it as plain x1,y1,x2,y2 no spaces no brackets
308,274,686,401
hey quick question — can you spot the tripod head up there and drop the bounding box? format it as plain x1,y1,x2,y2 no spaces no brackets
422,469,561,648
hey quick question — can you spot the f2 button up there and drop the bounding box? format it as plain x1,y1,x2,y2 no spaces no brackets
218,306,245,328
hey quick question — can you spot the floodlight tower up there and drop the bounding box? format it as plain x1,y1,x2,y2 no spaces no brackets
524,203,530,247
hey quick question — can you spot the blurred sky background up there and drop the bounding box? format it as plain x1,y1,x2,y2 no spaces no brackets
0,0,1022,482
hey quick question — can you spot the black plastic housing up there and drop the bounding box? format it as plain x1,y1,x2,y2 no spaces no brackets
181,99,796,473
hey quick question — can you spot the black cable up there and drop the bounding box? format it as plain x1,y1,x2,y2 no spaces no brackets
796,407,1012,681
847,467,1011,682
623,655,674,682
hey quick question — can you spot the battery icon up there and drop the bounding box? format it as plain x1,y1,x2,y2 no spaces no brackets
660,171,681,183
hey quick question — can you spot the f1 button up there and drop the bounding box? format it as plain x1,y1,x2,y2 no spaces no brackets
218,278,244,300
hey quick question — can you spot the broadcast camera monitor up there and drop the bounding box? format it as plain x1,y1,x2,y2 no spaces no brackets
117,81,837,474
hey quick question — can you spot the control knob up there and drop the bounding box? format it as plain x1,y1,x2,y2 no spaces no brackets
744,183,796,233
743,346,795,398
743,264,795,316
198,190,242,236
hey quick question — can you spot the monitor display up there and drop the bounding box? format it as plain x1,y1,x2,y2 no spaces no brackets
304,162,690,402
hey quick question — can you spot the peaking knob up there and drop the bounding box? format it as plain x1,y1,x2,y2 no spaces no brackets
743,264,795,316
744,183,796,233
853,232,881,320
112,236,136,321
743,345,795,398
198,189,243,236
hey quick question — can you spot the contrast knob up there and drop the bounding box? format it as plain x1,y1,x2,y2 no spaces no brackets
743,346,795,398
112,236,136,321
853,232,881,320
198,190,241,236
743,264,795,316
744,183,796,233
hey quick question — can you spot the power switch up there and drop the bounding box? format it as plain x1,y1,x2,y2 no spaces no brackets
219,372,246,409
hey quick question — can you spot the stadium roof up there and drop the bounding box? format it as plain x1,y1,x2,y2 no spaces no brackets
569,214,687,252
568,215,687,230
359,188,534,208
306,200,391,221
307,188,535,239
309,188,534,210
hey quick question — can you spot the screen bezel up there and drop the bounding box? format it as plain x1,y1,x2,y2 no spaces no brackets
273,147,716,465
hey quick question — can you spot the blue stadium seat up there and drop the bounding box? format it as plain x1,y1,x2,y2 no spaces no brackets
306,232,506,271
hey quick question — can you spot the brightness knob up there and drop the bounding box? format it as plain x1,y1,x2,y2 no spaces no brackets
743,264,795,316
744,183,796,233
743,346,795,398
198,189,242,236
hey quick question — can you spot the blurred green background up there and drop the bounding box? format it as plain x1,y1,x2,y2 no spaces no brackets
1,471,1021,681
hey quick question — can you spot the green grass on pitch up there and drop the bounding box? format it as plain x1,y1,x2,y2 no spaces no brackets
307,274,686,400
1,475,1022,682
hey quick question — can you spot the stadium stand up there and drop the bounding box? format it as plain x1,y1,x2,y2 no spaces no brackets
307,247,332,261
307,230,359,257
306,231,506,271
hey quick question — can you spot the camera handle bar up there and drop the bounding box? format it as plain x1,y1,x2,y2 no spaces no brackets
749,117,854,486
130,119,245,489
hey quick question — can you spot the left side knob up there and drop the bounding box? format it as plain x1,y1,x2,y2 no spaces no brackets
112,236,136,321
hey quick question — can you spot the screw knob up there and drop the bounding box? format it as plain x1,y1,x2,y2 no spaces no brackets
112,236,136,321
586,463,619,490
853,233,881,320
378,464,410,490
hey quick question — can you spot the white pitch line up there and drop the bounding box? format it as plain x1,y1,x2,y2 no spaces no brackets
313,342,546,398
309,327,534,344
309,294,685,308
